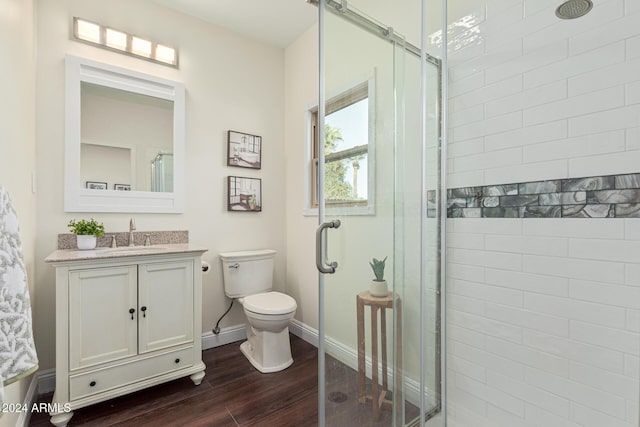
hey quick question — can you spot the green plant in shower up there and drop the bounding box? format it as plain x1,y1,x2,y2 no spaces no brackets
369,256,387,281
67,218,105,236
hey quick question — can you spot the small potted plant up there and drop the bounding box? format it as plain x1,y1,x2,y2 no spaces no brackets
68,218,105,250
369,256,388,297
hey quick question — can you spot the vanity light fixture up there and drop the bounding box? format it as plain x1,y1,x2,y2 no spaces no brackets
131,36,152,57
76,19,100,44
105,28,127,51
73,17,178,67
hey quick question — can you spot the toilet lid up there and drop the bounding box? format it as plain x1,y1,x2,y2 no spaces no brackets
243,291,297,315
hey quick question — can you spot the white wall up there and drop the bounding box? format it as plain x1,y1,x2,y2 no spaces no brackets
0,0,37,425
34,0,286,371
284,24,319,330
444,0,640,425
81,144,133,190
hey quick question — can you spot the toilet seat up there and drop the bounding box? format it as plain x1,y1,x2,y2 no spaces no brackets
242,291,297,315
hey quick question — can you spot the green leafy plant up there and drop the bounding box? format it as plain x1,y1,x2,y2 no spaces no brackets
369,256,387,281
67,218,105,236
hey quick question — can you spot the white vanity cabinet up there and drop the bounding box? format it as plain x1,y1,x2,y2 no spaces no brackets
45,246,206,427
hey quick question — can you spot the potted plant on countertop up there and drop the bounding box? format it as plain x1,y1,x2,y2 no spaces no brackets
68,218,105,250
369,256,388,297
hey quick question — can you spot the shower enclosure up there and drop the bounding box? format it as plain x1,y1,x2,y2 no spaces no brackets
315,1,444,425
151,152,173,192
314,0,640,425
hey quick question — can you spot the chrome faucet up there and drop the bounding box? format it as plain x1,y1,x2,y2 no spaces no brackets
128,218,136,247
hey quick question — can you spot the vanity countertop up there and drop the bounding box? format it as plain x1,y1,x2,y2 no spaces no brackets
45,243,207,264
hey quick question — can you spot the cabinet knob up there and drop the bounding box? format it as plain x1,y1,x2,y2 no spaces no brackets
129,308,135,319
174,358,180,364
141,306,147,318
89,381,96,387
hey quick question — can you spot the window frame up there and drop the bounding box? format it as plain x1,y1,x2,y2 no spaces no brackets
304,77,376,216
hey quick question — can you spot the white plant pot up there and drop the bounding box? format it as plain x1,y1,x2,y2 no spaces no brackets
76,235,97,250
370,280,388,297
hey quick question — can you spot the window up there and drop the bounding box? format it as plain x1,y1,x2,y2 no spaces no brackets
308,80,374,213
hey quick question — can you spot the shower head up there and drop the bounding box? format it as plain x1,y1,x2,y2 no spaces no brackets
555,0,593,19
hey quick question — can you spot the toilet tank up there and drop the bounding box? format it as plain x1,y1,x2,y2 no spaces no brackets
219,249,276,298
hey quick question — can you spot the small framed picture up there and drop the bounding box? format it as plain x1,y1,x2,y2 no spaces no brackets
114,184,131,191
228,176,261,212
227,130,261,169
86,181,107,190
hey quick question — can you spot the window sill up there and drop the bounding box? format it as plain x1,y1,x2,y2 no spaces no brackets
303,205,375,217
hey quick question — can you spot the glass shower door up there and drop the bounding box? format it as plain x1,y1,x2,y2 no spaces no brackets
316,1,442,425
151,153,173,192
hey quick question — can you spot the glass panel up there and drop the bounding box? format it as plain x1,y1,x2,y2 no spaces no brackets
151,153,174,192
423,53,443,425
321,3,399,424
319,0,442,425
394,28,442,427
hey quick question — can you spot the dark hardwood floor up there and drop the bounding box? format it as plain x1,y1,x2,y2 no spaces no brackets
30,335,416,426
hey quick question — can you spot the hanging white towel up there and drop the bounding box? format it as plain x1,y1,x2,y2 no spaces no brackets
0,186,38,408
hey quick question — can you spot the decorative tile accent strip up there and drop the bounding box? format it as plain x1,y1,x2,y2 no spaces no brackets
615,174,640,189
562,176,614,191
57,230,189,249
519,180,561,195
439,173,640,218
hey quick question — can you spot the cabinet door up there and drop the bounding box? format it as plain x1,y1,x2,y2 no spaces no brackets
69,265,138,369
138,260,194,353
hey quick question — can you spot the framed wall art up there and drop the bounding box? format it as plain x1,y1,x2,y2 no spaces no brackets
227,130,261,169
86,181,107,190
227,176,261,212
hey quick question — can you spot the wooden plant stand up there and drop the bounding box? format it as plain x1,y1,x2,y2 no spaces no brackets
356,291,403,420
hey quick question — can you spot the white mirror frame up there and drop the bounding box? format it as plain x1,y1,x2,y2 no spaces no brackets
64,55,185,213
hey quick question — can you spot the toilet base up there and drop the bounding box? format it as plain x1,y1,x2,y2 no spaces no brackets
240,327,293,373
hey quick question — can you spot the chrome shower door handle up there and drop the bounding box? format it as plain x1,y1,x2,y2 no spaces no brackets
315,219,341,274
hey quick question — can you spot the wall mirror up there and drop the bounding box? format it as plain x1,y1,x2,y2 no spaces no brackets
65,55,185,212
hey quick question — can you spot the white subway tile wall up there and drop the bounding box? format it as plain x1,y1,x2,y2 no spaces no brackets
447,0,640,189
443,0,640,425
447,219,640,426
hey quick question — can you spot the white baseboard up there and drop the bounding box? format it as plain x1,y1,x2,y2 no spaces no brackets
201,324,246,350
290,319,366,376
289,318,318,347
289,319,427,408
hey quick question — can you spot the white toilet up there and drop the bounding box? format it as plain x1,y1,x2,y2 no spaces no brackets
220,249,297,373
